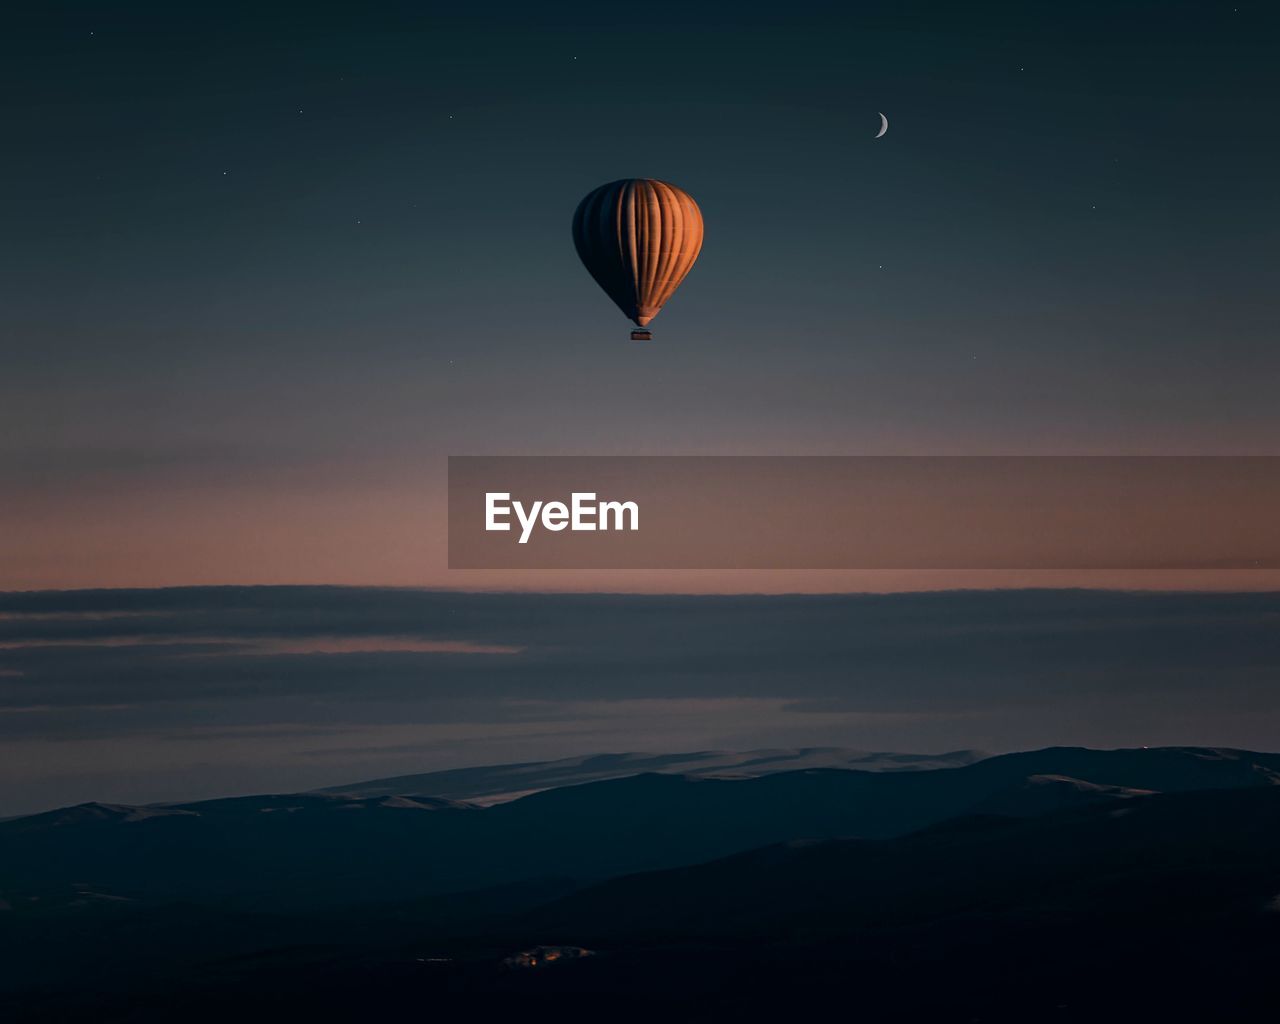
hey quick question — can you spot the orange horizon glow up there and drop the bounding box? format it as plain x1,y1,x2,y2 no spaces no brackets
6,458,1280,594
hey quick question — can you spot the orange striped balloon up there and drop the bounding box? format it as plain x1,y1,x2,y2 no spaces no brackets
572,179,704,334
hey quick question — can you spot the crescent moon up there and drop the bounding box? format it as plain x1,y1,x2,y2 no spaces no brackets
876,112,888,138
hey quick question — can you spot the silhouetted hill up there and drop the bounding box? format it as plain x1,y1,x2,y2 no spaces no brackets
2,746,1277,913
966,772,1155,816
528,783,1280,941
7,761,1280,1022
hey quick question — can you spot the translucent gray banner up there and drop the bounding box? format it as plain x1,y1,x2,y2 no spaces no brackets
448,456,1280,570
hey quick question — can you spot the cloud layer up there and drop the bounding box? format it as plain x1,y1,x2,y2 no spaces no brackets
1,586,1278,815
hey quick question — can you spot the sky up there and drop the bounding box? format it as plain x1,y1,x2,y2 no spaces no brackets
2,2,1278,589
1,5,1278,813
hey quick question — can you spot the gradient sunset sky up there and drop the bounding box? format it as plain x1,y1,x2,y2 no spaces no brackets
3,2,1278,590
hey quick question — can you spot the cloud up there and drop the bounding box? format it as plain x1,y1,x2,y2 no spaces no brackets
0,586,1278,814
2,587,1279,715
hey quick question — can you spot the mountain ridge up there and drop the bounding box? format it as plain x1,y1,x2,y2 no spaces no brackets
3,745,1279,915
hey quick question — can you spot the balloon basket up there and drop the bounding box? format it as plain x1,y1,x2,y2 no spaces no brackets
630,329,653,342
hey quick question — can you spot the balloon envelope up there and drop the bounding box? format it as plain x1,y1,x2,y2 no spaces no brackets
572,179,704,328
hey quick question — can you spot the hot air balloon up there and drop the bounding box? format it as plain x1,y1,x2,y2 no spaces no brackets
572,178,704,341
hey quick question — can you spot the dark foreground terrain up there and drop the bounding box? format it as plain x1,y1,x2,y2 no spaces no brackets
4,746,1280,1021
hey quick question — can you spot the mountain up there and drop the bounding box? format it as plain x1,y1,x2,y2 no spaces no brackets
965,772,1155,816
528,782,1280,940
0,792,466,837
8,753,1280,1021
486,785,1280,1022
1,746,1277,915
313,747,988,803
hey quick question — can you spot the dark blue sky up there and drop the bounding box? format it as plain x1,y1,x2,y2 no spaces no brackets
2,1,1277,588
